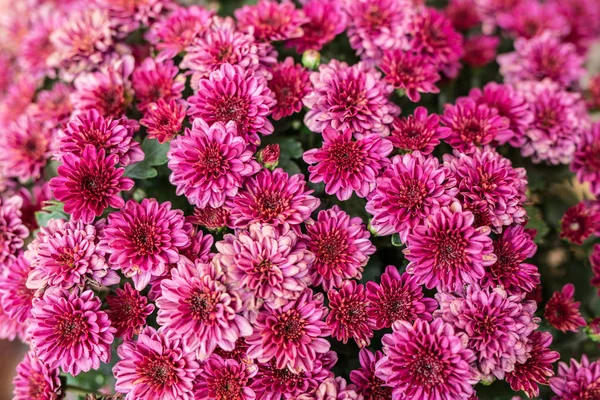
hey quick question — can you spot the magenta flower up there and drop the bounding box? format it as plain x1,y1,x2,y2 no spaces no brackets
287,0,347,53
30,289,115,376
104,198,190,290
591,245,600,294
497,0,567,39
246,289,331,372
498,32,584,88
191,206,231,231
380,50,440,102
366,152,458,241
132,57,185,111
560,201,600,245
12,350,62,400
0,302,27,342
0,196,29,266
227,168,320,228
550,356,600,399
305,206,375,291
350,349,393,399
572,123,600,197
303,127,392,201
58,109,144,166
445,0,481,31
235,0,307,42
267,57,311,120
463,35,500,68
114,326,199,400
296,377,361,400
50,145,134,224
17,183,52,231
544,283,586,333
0,254,34,324
168,119,260,209
140,99,187,143
303,60,399,138
188,63,276,145
193,354,257,400
106,283,154,340
257,144,280,169
376,318,476,399
32,83,73,128
389,106,447,154
366,265,437,330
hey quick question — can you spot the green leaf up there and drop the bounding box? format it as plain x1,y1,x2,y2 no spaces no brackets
278,138,303,161
125,138,170,179
524,205,550,244
35,210,67,228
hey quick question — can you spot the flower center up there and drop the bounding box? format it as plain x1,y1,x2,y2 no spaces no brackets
54,313,87,347
433,230,467,269
335,298,367,327
214,95,249,127
329,141,365,172
396,179,428,212
137,354,178,390
213,371,245,399
380,290,411,323
197,144,226,177
254,191,291,221
490,240,519,278
100,87,126,117
186,289,216,322
27,372,48,399
536,107,559,130
273,310,307,342
56,248,77,269
459,119,486,145
131,223,159,255
410,350,447,387
80,128,110,149
216,45,234,62
314,231,347,265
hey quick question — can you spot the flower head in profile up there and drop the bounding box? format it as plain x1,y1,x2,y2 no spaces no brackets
267,57,311,120
550,355,600,399
350,349,393,399
132,57,185,111
0,254,35,324
235,0,307,42
191,206,231,231
12,350,62,400
193,354,257,400
544,283,586,332
295,377,362,400
106,283,154,340
389,106,447,154
0,196,29,266
497,0,567,39
380,50,440,102
140,99,187,144
572,123,600,197
287,0,347,53
303,127,393,201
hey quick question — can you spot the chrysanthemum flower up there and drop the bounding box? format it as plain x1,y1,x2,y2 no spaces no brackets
444,148,528,231
440,98,511,153
235,0,307,42
544,283,586,332
550,0,600,53
246,289,331,372
214,223,313,306
57,109,143,166
380,50,441,102
140,99,187,144
0,254,34,324
326,280,375,347
572,123,600,197
190,206,231,231
295,377,362,400
560,201,600,245
188,64,276,145
591,245,600,294
366,265,437,330
131,58,185,112
376,318,477,399
436,285,539,380
96,0,166,35
12,350,62,400
104,198,190,290
506,331,560,398
589,74,600,110
113,326,199,400
287,0,347,53
497,1,567,39
0,303,27,342
214,337,251,363
498,33,584,88
305,206,375,291
463,35,500,68
0,76,37,126
50,145,134,224
267,57,311,120
17,183,52,231
0,196,29,266
303,60,399,138
31,83,73,129
550,355,600,399
30,289,115,376
193,354,257,400
227,168,320,228
303,127,392,201
389,106,447,154
366,152,458,241
350,349,393,399
0,115,53,183
156,261,252,359
444,0,481,31
405,204,496,291
106,283,154,340
257,144,280,169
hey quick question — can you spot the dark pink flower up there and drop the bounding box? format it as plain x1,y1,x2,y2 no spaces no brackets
376,319,477,399
544,283,586,332
30,289,115,376
0,303,27,342
113,326,199,400
12,350,62,400
267,57,311,120
140,99,187,143
17,182,52,231
380,50,440,102
560,201,600,245
257,144,280,169
0,196,29,266
326,280,375,347
106,283,154,340
190,206,231,231
550,355,600,399
497,0,567,39
572,123,600,197
549,0,600,53
389,106,447,154
463,35,500,68
288,0,347,53
445,0,481,31
235,0,308,42
168,119,260,209
296,377,362,400
31,83,73,128
350,349,393,399
591,245,600,293
193,354,257,400
132,57,185,111
0,254,34,324
96,0,166,35
50,145,134,224
303,127,392,201
589,73,600,110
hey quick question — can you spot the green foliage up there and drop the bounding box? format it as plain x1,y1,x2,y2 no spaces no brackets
35,200,67,228
124,138,170,179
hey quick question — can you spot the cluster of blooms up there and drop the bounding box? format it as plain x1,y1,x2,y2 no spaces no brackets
0,0,600,399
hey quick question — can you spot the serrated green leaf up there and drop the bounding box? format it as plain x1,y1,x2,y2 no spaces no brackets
35,210,67,228
125,138,170,179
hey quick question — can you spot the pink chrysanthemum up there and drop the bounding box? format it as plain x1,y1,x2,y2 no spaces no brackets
560,201,600,245
132,57,185,112
506,331,560,398
114,326,199,400
146,5,215,61
572,123,600,197
440,98,511,153
187,64,276,145
12,350,62,400
227,168,320,228
193,354,257,400
550,355,600,399
497,0,567,39
235,0,307,42
0,302,27,342
106,283,154,340
296,377,362,400
287,0,347,53
246,290,331,372
214,223,313,306
544,283,586,333
257,144,280,169
444,0,481,31
30,289,115,376
516,79,589,165
405,204,496,291
267,57,311,120
0,115,53,183
304,60,399,138
168,119,260,209
435,285,539,379
376,318,477,400
0,254,34,324
498,33,584,88
57,109,143,166
305,206,375,291
389,106,447,154
444,147,528,231
550,0,600,53
104,198,190,290
463,35,500,68
366,265,437,330
18,10,61,78
366,152,458,241
0,196,29,266
0,77,37,126
96,0,166,35
50,145,134,224
190,206,231,231
156,261,251,359
141,99,187,144
380,50,440,102
326,280,375,347
31,83,74,129
303,127,392,201
350,349,393,399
